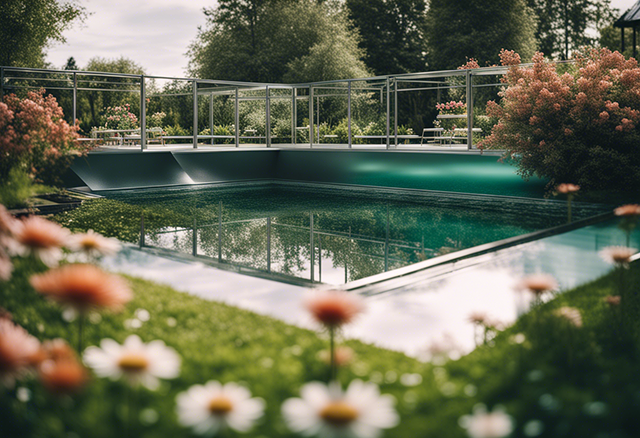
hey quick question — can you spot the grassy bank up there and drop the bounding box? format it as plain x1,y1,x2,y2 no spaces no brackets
2,250,640,437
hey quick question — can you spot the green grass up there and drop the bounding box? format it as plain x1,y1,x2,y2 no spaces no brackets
2,253,640,437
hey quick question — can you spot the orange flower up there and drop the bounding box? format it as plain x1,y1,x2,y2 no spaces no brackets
556,183,580,194
6,216,70,266
599,246,637,268
516,273,558,296
30,264,132,312
604,295,621,307
0,319,41,387
39,357,89,395
67,230,121,259
0,249,12,281
614,204,640,217
37,339,88,395
304,290,364,329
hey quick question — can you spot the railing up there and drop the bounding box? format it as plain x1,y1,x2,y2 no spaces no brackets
0,61,574,152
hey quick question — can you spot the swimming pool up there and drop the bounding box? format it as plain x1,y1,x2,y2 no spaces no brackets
102,183,608,285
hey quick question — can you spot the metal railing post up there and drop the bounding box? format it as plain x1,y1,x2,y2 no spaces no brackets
385,205,390,271
218,201,223,261
192,79,198,149
73,72,77,126
466,71,474,151
394,79,398,147
0,67,4,102
266,86,271,147
309,86,314,148
347,81,352,148
209,92,214,145
235,88,240,147
192,218,197,256
316,94,320,143
292,88,297,145
310,213,314,282
139,215,145,248
267,217,271,272
318,234,322,283
386,78,390,149
140,75,146,151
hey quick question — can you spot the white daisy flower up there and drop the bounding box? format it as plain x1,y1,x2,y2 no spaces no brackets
459,404,514,438
282,379,399,438
176,381,265,435
83,335,180,390
67,229,121,260
598,246,637,268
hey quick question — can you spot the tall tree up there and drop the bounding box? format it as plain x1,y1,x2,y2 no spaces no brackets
0,0,86,68
346,0,427,75
526,0,615,59
188,0,371,83
424,0,537,71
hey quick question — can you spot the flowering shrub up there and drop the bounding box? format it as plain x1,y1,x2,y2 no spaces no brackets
436,100,466,115
0,90,85,188
480,48,640,191
147,111,166,128
101,104,138,130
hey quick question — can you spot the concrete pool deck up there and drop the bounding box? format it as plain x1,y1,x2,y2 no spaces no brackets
100,217,639,359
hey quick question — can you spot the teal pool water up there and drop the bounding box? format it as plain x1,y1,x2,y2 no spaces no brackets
104,183,608,284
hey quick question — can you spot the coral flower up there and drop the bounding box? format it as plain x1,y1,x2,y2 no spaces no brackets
556,183,580,194
516,274,558,296
0,250,12,281
30,264,132,312
604,295,621,307
598,246,637,268
304,290,365,329
553,307,583,327
319,346,355,367
468,312,489,325
176,381,265,435
614,204,640,217
67,230,121,259
459,405,514,438
39,341,88,395
0,319,41,387
6,216,70,266
282,380,399,438
83,335,180,390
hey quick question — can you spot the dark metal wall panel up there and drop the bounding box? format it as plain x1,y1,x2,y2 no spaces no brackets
171,150,278,183
68,149,547,198
70,151,193,191
275,150,547,198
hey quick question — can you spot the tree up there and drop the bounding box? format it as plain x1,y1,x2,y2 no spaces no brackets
526,0,615,60
188,0,371,83
80,57,146,132
346,0,427,76
0,0,86,68
63,57,79,71
424,0,538,71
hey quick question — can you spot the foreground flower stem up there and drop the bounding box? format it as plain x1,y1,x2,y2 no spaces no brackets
567,194,573,224
329,327,336,381
77,313,84,352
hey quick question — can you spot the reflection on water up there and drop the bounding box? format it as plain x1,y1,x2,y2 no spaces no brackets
105,184,609,284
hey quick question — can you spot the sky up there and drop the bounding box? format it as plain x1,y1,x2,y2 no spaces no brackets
46,0,640,78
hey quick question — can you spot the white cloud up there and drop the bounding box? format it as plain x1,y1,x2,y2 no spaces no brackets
46,0,215,77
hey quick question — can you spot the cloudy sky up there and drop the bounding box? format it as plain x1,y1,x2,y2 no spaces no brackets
46,0,639,78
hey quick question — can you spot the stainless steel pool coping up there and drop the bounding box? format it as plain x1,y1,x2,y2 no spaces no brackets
342,211,616,294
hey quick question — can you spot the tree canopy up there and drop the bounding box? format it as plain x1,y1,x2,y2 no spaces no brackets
346,0,427,75
424,0,537,71
187,0,371,83
0,0,86,68
526,0,615,60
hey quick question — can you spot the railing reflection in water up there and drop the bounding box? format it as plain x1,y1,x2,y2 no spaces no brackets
139,207,434,285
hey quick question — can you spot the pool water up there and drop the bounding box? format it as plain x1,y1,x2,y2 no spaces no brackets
104,183,608,284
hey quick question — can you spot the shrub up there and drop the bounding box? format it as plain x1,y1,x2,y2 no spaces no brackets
480,48,640,192
101,104,139,130
147,111,166,128
0,90,85,188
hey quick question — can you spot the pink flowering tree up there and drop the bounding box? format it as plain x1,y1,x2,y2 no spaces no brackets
0,90,88,188
480,48,640,191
